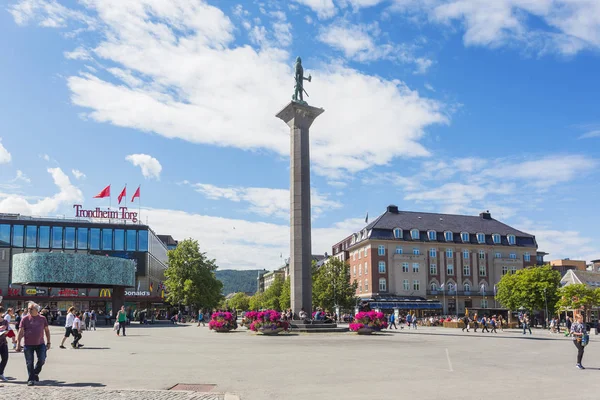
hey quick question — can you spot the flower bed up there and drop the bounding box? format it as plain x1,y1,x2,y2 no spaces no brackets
208,311,237,332
349,311,388,333
247,310,289,335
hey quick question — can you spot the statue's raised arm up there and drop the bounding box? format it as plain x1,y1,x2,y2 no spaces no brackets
293,56,311,104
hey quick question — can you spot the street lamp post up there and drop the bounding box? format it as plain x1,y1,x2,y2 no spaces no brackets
543,287,548,329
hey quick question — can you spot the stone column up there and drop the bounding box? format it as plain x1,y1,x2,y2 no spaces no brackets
276,102,324,316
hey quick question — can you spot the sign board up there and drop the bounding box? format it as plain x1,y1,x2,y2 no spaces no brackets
58,289,79,297
125,291,150,297
73,204,138,223
99,289,112,298
36,289,47,296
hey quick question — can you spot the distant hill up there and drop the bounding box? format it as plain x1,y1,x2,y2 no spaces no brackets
216,269,262,295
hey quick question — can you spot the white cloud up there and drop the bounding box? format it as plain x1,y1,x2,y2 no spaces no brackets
71,169,86,180
391,0,600,56
125,154,162,180
144,207,364,270
424,83,435,92
0,139,11,163
13,0,447,178
12,170,31,184
519,225,599,263
337,0,385,11
64,46,92,60
9,0,94,28
0,167,83,215
293,0,336,19
41,154,50,162
579,130,600,139
189,183,342,219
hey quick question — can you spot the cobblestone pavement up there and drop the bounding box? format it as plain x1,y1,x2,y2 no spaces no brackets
0,384,228,399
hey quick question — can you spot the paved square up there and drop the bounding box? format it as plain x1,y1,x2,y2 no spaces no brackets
1,323,599,399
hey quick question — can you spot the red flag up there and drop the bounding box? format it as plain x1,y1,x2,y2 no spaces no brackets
131,186,140,202
93,185,111,198
117,186,127,204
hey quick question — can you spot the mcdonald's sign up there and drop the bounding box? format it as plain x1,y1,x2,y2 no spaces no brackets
99,289,112,298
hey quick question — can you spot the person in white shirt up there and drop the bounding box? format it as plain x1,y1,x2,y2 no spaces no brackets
71,312,83,349
59,307,76,349
3,308,17,349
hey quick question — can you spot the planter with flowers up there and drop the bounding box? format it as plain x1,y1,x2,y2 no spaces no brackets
349,311,388,335
208,311,237,332
247,310,289,335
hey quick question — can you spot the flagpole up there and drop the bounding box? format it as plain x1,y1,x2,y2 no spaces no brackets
138,184,141,225
455,284,458,320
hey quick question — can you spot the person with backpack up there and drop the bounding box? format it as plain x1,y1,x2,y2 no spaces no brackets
570,314,588,369
480,316,490,333
462,315,470,332
406,314,412,329
523,314,532,335
490,316,497,333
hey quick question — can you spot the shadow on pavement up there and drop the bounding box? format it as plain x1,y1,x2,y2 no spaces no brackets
9,380,106,388
384,330,563,341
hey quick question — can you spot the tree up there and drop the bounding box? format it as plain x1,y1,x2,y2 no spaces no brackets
263,275,284,310
164,238,223,309
279,276,291,310
312,258,357,311
228,292,250,311
556,284,600,319
249,292,266,310
496,265,561,315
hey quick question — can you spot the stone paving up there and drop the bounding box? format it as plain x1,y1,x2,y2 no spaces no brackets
0,323,598,399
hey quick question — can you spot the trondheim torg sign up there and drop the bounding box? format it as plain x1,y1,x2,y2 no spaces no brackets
73,204,139,223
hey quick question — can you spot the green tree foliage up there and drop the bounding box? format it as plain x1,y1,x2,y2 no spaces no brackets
249,292,266,310
279,276,291,310
228,292,250,311
496,265,561,314
312,258,357,311
263,275,284,310
164,238,223,309
556,284,600,314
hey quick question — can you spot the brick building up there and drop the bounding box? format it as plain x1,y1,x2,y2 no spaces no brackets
332,205,538,315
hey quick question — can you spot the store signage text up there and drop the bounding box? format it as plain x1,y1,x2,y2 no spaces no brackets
73,204,138,223
125,291,150,297
7,288,20,297
59,289,79,297
99,289,112,298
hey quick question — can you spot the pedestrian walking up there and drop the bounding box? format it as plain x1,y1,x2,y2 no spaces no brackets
90,310,97,331
15,302,51,386
523,314,532,335
473,313,479,332
59,307,76,349
490,316,497,333
197,310,205,327
462,315,470,332
406,314,412,329
83,310,90,331
116,306,127,336
481,316,490,333
71,312,83,349
389,313,398,330
0,307,10,381
570,314,588,369
3,308,17,349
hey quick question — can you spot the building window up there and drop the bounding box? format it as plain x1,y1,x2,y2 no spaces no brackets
477,233,485,243
379,278,387,292
448,283,456,293
479,250,485,260
446,249,453,258
64,227,76,249
358,249,362,259
508,235,516,245
464,283,471,292
495,252,502,259
447,264,454,275
402,262,409,273
502,266,508,275
138,230,149,251
365,262,368,274
114,229,125,251
359,265,362,276
463,264,470,276
444,231,453,241
76,228,88,250
411,229,420,240
364,248,368,257
51,227,63,249
394,228,402,239
428,230,437,240
524,252,530,262
38,226,50,249
412,263,419,273
126,230,137,251
431,282,438,291
378,261,386,273
403,279,409,291
413,280,420,291
25,226,37,248
429,248,436,257
413,248,420,255
365,279,369,291
509,253,517,260
102,229,113,251
510,266,517,274
378,245,385,256
492,234,501,244
461,232,469,242
463,250,469,259
353,265,356,276
12,225,24,247
395,246,403,254
481,299,488,309
430,264,437,274
479,264,486,276
0,225,10,246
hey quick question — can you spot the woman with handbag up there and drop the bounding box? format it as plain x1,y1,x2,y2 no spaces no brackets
570,314,588,369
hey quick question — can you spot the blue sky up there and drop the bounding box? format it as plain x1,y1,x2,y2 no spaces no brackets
1,0,599,270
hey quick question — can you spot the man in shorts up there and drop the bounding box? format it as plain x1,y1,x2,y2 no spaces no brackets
59,307,75,349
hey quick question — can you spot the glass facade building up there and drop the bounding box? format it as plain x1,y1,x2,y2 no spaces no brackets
0,214,173,314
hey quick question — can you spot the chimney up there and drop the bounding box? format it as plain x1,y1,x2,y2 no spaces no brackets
480,210,492,220
387,205,399,214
